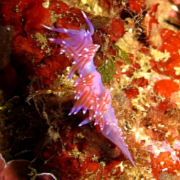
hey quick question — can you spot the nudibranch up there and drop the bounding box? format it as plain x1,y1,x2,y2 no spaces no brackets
43,11,135,166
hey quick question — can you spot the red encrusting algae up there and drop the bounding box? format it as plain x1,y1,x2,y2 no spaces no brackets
1,0,180,179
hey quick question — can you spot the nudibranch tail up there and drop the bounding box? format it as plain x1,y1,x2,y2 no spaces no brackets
101,121,136,166
43,11,135,166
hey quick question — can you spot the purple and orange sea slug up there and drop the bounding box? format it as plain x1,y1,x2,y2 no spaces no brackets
43,11,135,166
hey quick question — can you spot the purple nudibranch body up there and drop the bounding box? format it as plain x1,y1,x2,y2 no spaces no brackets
43,11,135,166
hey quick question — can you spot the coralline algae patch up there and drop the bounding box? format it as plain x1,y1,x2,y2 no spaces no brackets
2,0,180,180
41,111,127,180
0,0,82,93
111,2,180,179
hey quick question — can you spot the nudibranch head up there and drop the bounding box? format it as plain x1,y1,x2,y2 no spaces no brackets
42,11,99,79
42,11,94,50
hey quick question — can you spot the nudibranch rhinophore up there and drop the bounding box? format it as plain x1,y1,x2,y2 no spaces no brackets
43,11,135,166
